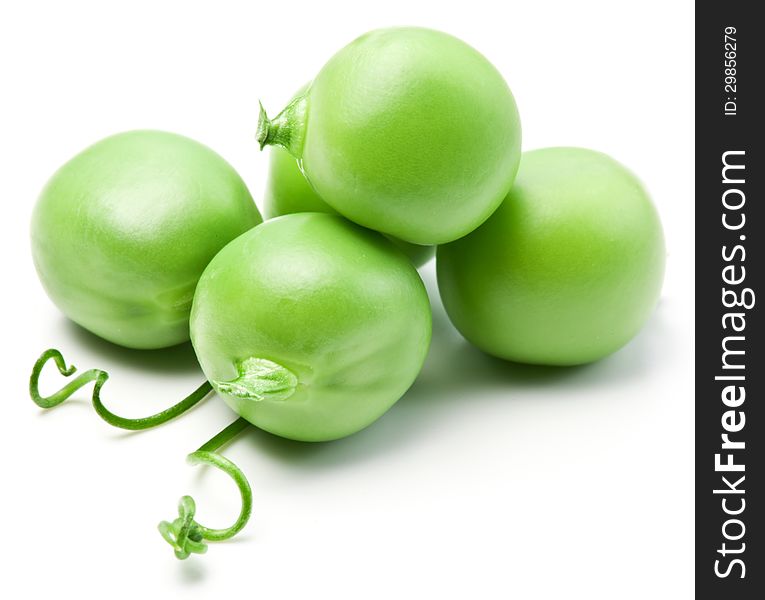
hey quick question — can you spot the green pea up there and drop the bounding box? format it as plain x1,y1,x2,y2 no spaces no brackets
31,130,262,349
258,27,521,245
191,212,432,441
437,147,665,366
264,144,434,266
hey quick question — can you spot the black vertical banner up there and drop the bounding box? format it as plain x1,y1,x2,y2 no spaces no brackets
696,2,763,597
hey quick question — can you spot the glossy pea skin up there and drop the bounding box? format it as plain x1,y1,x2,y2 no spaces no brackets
264,145,435,267
262,27,521,245
190,213,432,442
437,147,665,366
31,130,262,349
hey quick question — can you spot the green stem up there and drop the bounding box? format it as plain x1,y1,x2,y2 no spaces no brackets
158,417,254,559
256,92,309,157
29,348,212,430
197,417,251,453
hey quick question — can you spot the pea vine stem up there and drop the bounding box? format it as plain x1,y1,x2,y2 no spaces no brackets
158,417,254,559
29,348,212,430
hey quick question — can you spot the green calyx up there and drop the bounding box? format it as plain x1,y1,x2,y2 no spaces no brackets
214,357,298,402
256,93,309,158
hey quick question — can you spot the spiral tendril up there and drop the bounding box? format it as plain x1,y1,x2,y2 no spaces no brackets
158,418,253,559
29,349,253,558
29,348,212,430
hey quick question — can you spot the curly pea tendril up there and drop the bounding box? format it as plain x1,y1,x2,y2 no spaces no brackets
29,348,254,559
29,348,213,427
158,418,253,559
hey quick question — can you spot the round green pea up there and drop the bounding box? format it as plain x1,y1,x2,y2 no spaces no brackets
190,213,432,442
264,145,434,267
258,27,521,245
436,147,665,366
31,130,262,349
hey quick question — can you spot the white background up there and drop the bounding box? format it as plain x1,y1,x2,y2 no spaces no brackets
0,1,694,598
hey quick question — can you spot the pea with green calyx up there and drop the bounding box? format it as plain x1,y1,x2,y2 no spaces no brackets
257,27,522,245
30,213,432,558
